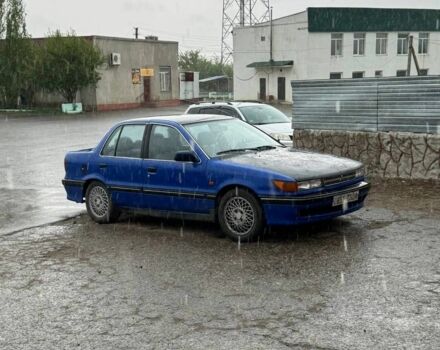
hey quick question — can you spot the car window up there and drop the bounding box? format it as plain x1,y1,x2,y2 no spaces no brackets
221,107,240,118
114,125,145,158
200,107,228,115
185,118,280,157
187,107,200,114
148,125,191,160
238,105,290,125
101,126,122,156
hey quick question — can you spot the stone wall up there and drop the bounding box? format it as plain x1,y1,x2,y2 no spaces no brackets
294,130,440,180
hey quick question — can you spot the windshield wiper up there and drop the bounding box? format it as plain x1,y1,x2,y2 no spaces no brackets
216,145,277,156
216,148,254,155
251,145,277,151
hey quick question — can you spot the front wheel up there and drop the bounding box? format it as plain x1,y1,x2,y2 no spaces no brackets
218,188,264,242
85,181,120,224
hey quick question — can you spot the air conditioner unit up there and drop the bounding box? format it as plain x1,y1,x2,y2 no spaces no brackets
110,53,121,66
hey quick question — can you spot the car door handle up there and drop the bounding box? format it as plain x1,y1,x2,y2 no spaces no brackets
99,163,107,169
147,167,157,174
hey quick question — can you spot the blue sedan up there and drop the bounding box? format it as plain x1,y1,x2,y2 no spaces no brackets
62,115,370,241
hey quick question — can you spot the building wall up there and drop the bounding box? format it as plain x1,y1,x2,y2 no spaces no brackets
94,36,179,111
233,9,440,103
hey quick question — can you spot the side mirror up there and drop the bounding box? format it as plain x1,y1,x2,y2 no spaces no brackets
174,150,199,163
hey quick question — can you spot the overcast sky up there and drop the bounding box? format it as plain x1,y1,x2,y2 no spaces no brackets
25,0,440,57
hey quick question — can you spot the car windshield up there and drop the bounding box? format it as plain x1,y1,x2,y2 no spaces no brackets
184,118,281,157
238,105,290,125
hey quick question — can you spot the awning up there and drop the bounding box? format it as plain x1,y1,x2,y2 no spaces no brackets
199,75,229,83
246,60,294,68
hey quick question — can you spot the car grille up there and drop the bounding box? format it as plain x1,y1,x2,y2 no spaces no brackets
322,171,356,186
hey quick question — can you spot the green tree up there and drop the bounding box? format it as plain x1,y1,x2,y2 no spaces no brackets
0,0,35,108
0,0,5,37
178,50,232,79
40,30,104,103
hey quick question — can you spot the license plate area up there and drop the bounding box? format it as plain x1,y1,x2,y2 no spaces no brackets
332,191,359,207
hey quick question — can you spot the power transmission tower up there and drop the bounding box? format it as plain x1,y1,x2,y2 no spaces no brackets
221,0,270,65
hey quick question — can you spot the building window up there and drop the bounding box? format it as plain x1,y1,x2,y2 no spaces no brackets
397,33,409,55
261,36,266,42
330,72,342,79
376,33,388,55
352,71,365,79
353,33,366,55
331,33,343,56
418,33,429,54
375,70,383,77
396,70,407,77
159,66,171,92
419,69,429,76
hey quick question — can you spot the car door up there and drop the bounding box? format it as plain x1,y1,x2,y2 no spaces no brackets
99,124,147,209
142,123,212,214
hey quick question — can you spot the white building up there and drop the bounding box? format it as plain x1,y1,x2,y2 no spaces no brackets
233,7,440,103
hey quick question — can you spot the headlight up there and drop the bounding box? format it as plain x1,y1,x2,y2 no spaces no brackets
270,133,291,141
297,179,322,190
355,167,365,178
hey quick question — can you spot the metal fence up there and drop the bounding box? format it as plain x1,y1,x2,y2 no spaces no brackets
291,76,440,134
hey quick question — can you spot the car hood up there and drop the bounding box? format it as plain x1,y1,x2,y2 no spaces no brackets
254,122,292,134
222,148,362,181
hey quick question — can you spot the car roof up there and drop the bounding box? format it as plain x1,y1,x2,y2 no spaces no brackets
123,114,233,125
187,101,265,109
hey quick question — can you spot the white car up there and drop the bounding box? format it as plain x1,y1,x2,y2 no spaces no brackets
185,102,293,146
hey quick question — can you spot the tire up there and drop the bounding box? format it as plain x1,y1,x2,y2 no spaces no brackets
218,188,264,242
85,181,120,224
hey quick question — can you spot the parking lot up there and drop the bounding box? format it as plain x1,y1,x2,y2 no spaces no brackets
1,108,439,349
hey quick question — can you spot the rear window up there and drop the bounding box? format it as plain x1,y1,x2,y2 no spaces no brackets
187,107,200,114
101,126,122,156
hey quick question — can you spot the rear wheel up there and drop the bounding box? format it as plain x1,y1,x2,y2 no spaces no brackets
85,181,120,223
218,188,264,241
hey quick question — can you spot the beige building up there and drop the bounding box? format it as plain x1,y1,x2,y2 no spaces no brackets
36,35,180,111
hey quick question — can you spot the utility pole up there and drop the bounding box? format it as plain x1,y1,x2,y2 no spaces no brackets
406,35,421,76
221,0,270,65
269,6,273,61
134,27,139,39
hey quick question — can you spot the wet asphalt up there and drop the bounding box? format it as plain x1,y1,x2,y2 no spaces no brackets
0,106,188,236
1,107,439,349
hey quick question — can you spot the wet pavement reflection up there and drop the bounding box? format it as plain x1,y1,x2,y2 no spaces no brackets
1,107,439,349
0,107,187,235
0,181,439,349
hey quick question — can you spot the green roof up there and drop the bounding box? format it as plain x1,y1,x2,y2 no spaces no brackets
308,7,440,32
247,60,293,68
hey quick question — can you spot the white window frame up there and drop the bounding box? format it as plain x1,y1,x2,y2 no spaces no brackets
397,33,409,55
159,66,171,92
331,33,343,56
353,33,366,56
376,33,388,55
418,33,429,54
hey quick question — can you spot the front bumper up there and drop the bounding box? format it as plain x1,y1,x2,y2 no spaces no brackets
261,181,370,225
